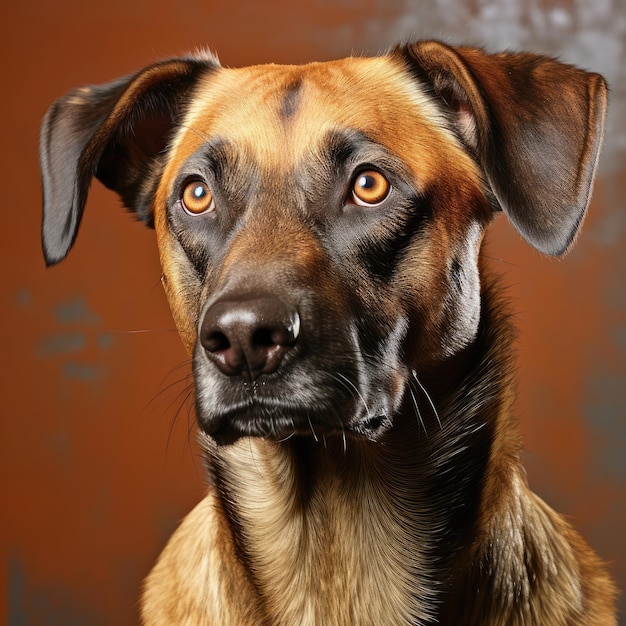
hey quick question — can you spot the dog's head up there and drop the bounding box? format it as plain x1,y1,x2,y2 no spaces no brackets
40,41,606,443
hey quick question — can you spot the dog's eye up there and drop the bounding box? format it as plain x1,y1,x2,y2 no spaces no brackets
181,180,215,215
351,170,390,206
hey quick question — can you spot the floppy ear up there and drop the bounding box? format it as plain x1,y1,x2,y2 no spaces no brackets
40,55,217,266
401,41,608,256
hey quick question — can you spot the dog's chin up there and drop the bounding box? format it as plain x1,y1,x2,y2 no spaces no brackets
198,408,391,445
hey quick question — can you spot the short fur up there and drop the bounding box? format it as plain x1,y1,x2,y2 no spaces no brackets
40,40,616,624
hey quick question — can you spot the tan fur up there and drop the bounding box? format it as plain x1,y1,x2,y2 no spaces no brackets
144,439,439,625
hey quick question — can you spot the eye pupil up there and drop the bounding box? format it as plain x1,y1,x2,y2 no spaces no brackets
358,174,376,189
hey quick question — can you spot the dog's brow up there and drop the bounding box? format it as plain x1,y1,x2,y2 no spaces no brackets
173,137,242,179
323,129,368,166
316,128,413,179
197,138,235,177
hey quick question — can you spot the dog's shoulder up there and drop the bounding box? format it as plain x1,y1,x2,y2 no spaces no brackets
452,474,618,625
141,493,265,625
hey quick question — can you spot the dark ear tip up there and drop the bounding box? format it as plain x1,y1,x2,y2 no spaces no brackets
43,249,66,267
43,254,63,268
42,234,72,267
533,239,571,257
507,209,582,257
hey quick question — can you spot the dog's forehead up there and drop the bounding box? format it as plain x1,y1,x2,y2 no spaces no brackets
166,55,468,179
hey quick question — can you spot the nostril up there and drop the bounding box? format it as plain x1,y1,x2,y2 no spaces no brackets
203,330,231,354
252,320,299,349
252,328,274,348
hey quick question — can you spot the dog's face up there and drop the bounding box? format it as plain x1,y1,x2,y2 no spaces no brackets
155,57,490,441
40,42,606,443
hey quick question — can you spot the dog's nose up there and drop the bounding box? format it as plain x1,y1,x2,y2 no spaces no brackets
200,296,300,378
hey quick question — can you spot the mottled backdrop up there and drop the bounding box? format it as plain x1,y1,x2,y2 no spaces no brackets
2,0,624,623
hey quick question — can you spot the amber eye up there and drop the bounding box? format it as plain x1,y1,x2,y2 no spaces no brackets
351,170,390,206
181,180,214,215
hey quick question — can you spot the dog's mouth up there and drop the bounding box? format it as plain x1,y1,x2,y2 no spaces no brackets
198,400,391,445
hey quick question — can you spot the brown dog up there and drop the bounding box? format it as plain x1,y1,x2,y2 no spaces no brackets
40,40,616,624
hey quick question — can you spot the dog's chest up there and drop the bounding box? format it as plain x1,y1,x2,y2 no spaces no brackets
217,440,442,625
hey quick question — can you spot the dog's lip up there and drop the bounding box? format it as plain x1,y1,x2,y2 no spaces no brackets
198,400,387,444
199,402,340,442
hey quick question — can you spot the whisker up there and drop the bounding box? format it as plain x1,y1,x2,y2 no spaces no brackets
248,437,264,477
307,413,319,443
138,358,202,475
407,383,429,440
166,384,196,453
178,123,211,143
479,253,520,268
334,372,370,417
107,328,179,334
151,374,194,409
143,361,194,414
276,430,296,443
411,371,441,430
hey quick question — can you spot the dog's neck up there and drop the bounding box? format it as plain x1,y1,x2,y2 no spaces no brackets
200,282,524,624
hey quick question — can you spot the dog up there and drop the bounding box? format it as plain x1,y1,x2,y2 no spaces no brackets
40,40,616,624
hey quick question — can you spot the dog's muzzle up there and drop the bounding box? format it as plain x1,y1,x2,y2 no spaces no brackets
193,288,403,444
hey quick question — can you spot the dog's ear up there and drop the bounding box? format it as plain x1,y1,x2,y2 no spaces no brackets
40,56,217,266
401,41,607,256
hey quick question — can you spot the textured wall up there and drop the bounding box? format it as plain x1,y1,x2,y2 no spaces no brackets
2,0,624,623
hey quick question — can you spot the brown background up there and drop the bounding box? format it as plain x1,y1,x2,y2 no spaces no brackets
2,0,625,623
